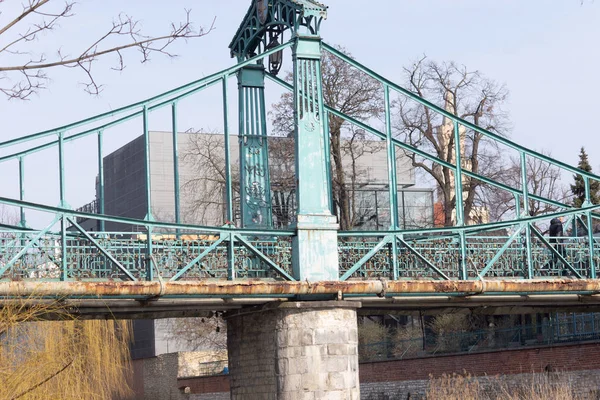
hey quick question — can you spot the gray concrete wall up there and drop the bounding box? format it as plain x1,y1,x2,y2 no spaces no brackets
101,131,420,229
103,135,147,231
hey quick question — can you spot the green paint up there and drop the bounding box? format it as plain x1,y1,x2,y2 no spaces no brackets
238,65,273,229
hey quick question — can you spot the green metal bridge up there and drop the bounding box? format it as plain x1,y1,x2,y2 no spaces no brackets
2,0,600,316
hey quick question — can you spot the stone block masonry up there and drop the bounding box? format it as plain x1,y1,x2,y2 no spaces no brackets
225,301,361,399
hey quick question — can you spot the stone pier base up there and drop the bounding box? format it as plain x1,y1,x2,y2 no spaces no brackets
225,301,361,400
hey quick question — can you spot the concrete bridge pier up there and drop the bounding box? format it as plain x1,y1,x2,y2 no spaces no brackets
226,301,361,400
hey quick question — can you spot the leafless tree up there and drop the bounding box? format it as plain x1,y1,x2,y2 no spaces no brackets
0,205,20,239
181,130,298,227
181,131,238,226
163,315,226,352
0,0,214,99
395,57,509,226
271,46,383,230
482,151,570,221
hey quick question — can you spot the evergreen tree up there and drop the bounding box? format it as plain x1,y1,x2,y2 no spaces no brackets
571,147,600,207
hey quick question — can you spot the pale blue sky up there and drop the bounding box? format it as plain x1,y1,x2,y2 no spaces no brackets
1,0,599,226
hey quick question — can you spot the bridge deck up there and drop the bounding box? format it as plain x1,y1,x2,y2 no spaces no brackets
4,279,600,319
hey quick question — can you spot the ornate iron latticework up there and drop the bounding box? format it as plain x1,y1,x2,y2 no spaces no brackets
230,0,329,246
3,0,600,302
237,65,273,229
229,0,327,61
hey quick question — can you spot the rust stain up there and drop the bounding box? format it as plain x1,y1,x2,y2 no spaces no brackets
1,279,600,298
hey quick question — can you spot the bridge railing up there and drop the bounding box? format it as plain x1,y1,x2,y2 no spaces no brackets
1,202,600,282
2,38,600,284
359,314,600,362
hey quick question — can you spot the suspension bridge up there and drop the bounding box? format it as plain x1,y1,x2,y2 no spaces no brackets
3,1,600,396
1,0,600,314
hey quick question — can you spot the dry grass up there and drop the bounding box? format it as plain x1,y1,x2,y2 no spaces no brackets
427,313,470,353
427,372,586,400
391,324,423,359
0,298,133,400
358,319,389,362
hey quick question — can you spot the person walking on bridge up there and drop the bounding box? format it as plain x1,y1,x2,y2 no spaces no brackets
545,217,566,272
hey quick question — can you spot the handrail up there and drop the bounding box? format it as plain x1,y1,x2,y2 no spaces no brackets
0,41,293,150
322,42,600,182
265,72,575,212
1,195,597,238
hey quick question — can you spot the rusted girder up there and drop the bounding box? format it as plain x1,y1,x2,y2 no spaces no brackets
1,279,600,298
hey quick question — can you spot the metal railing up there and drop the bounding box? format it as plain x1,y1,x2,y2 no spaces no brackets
1,37,600,286
359,314,600,363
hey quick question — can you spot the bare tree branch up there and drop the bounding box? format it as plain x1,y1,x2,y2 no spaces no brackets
394,57,510,226
0,2,215,99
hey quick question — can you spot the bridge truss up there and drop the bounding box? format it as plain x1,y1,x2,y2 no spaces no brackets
1,0,600,311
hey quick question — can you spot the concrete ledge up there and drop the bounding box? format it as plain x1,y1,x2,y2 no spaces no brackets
224,300,361,319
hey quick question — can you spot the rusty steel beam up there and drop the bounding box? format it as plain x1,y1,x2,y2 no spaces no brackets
1,279,600,298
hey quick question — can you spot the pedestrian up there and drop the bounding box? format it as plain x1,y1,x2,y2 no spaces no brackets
546,217,566,272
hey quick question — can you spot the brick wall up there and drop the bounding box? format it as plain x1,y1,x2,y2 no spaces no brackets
177,342,600,399
178,375,229,394
359,341,600,383
361,370,600,400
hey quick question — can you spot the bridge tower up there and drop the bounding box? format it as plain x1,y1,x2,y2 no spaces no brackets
231,0,339,281
228,1,358,398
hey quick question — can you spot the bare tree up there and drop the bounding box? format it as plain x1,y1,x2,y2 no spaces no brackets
271,45,383,230
182,131,238,226
0,0,214,99
163,315,226,352
482,151,570,221
395,57,509,226
181,130,299,227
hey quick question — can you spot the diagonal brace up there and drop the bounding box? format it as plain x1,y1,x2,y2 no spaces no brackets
67,217,137,281
0,216,59,278
340,236,392,281
170,235,227,281
530,227,582,279
478,225,524,279
235,234,295,281
397,237,451,280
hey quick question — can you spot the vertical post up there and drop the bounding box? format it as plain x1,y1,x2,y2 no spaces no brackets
146,224,154,281
323,110,334,214
228,233,236,280
172,102,181,226
223,77,235,277
222,77,234,224
453,121,467,279
385,85,399,229
97,130,105,232
520,152,534,278
384,85,399,279
142,106,154,280
61,214,67,281
237,65,273,229
58,132,68,280
58,132,67,208
291,37,339,281
584,177,596,278
18,157,26,228
143,105,153,221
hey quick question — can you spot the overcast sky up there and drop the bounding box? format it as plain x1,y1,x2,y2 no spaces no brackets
1,0,599,227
